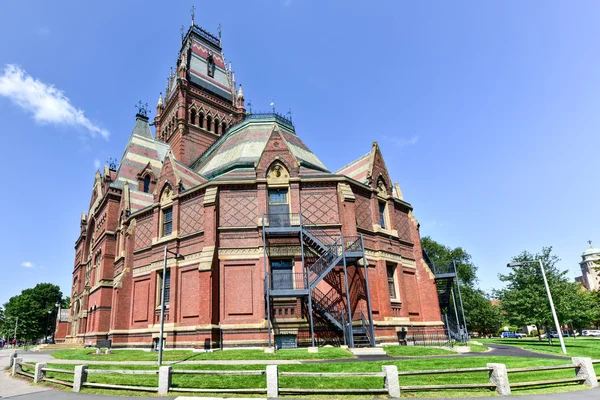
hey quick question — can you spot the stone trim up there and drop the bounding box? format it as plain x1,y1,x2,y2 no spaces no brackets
365,249,416,267
199,246,215,270
338,182,356,202
204,187,218,205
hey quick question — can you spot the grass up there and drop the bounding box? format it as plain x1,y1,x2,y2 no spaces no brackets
51,347,353,361
21,356,597,398
383,346,456,356
479,336,600,358
467,342,489,353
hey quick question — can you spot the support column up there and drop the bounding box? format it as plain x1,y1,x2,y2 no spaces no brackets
266,365,278,398
73,365,88,393
361,234,375,346
487,363,511,396
572,357,598,388
341,235,354,348
34,363,46,383
382,365,400,398
11,357,22,376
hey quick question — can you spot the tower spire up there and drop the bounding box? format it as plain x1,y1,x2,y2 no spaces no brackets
191,5,195,26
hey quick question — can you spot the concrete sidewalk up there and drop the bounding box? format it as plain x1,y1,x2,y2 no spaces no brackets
0,348,50,398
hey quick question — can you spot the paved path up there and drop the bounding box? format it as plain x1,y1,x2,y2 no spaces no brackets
0,348,50,399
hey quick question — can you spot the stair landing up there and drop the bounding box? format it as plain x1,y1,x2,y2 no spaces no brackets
349,347,386,356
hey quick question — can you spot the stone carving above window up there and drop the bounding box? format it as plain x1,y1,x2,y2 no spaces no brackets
267,162,290,186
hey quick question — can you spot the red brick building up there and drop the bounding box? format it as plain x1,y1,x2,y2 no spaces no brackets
61,22,445,349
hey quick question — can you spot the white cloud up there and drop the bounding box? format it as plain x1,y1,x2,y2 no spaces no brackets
21,261,34,268
0,64,109,139
382,135,419,147
94,159,101,170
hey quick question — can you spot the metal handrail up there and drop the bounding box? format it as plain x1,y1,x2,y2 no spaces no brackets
264,213,301,228
302,215,340,247
361,310,372,346
270,272,306,290
308,238,341,285
344,236,363,252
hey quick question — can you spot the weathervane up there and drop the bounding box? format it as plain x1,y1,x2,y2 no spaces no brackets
589,240,593,247
217,23,222,39
191,5,195,25
247,100,252,113
135,101,150,117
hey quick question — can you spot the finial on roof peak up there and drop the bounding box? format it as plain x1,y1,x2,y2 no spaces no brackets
237,84,243,99
135,101,150,118
589,240,593,248
157,92,163,107
191,5,195,26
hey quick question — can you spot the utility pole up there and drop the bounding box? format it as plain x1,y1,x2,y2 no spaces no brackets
14,317,18,343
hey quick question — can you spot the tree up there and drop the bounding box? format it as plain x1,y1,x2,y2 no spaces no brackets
0,307,4,334
2,283,64,342
496,247,595,342
421,237,501,335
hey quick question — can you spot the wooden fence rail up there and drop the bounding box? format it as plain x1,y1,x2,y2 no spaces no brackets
9,355,599,397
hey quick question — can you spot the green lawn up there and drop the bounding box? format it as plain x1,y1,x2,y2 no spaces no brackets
51,347,354,361
23,356,596,398
480,336,600,358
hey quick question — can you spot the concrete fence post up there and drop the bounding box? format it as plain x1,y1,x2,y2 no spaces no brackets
33,363,47,383
9,352,17,367
73,365,88,393
158,366,172,395
487,363,511,396
572,357,598,388
266,365,278,398
12,357,23,376
382,365,400,398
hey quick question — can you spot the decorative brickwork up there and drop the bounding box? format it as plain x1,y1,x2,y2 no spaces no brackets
394,205,412,242
355,188,372,230
301,183,339,224
180,195,204,235
134,215,153,249
219,186,258,227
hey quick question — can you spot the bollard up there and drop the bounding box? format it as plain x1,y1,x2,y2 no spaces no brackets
73,365,88,393
9,352,16,368
158,366,172,395
487,363,511,396
572,357,598,388
382,365,400,398
12,357,23,376
105,348,112,355
266,365,278,398
34,363,47,383
95,348,101,355
308,346,319,353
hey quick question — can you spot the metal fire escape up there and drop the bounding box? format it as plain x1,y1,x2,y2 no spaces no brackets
423,250,468,343
262,213,375,348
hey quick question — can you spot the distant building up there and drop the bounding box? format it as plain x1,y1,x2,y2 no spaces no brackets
576,242,600,291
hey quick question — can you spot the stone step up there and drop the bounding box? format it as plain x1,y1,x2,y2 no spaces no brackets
349,347,386,356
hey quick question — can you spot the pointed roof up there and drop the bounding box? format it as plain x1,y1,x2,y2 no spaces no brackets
192,115,328,179
335,142,391,187
111,114,169,190
164,151,206,190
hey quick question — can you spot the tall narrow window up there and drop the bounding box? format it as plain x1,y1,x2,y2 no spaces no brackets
271,260,293,290
198,113,205,129
268,188,289,227
379,201,387,229
221,121,227,133
190,109,196,125
214,119,220,135
207,116,212,132
386,265,397,299
143,175,151,193
162,207,173,236
157,269,171,307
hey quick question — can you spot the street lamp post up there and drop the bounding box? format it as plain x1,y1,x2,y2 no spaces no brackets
507,259,567,354
53,302,60,343
45,310,52,344
158,245,184,366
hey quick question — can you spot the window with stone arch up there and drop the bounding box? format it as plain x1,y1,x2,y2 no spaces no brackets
214,118,220,135
198,112,205,129
221,121,227,134
376,178,390,230
266,162,291,227
159,184,174,237
206,115,213,132
190,108,197,125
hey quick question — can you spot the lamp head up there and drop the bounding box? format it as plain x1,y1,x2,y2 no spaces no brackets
507,262,522,268
174,253,185,260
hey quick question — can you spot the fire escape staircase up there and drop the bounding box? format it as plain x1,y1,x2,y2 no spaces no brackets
263,213,375,348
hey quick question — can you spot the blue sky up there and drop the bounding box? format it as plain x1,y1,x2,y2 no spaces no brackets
1,1,599,306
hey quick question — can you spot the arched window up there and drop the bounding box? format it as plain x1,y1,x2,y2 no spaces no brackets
207,116,212,132
190,109,196,125
198,113,205,129
143,175,151,193
214,118,220,135
221,121,227,134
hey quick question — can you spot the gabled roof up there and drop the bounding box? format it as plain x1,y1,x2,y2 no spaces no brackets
166,152,206,189
193,115,328,179
111,114,168,191
335,151,371,184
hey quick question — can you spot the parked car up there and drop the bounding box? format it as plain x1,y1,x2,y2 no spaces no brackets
501,332,523,339
582,330,600,337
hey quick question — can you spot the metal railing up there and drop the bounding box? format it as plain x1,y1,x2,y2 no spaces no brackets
360,310,373,346
307,238,342,285
263,213,301,228
344,235,363,253
312,286,346,332
270,271,307,290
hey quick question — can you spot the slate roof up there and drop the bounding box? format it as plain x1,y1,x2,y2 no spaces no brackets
193,116,329,179
111,114,167,190
335,152,371,184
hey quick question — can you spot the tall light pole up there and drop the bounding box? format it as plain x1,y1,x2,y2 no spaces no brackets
45,310,52,344
158,245,184,366
507,259,567,354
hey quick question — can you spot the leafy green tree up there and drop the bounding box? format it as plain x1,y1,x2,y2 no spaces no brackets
2,283,64,342
496,247,595,342
421,237,501,335
0,307,4,334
